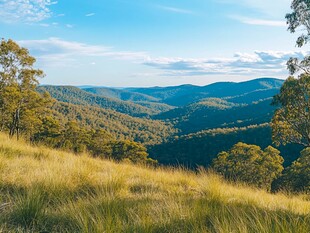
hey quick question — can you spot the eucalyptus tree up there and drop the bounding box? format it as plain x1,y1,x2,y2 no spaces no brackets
271,1,310,147
0,39,51,139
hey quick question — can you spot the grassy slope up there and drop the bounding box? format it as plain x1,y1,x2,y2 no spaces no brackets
0,133,309,232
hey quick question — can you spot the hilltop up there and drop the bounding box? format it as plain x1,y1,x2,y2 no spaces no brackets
0,133,309,232
37,78,301,168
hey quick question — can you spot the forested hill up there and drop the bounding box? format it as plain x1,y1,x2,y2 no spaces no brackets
154,98,276,134
39,78,298,168
82,87,174,112
83,87,160,102
50,101,177,145
37,86,158,117
125,78,284,106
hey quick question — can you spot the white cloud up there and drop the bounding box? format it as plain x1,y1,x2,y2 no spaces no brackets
143,51,307,77
157,5,194,15
18,38,307,78
66,24,73,28
218,0,291,17
231,16,286,27
0,0,57,23
85,13,95,17
39,23,50,27
18,38,148,67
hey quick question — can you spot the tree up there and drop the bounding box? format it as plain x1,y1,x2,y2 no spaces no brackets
273,148,310,193
286,0,310,74
212,142,284,190
88,129,113,157
60,121,91,153
286,0,310,48
32,116,62,146
0,39,51,139
271,75,310,147
108,140,157,164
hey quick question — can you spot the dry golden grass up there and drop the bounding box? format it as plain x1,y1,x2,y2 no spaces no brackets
0,132,309,232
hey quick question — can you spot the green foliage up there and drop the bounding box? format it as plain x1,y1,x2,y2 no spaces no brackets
286,0,310,47
149,124,301,168
272,75,310,147
107,140,157,165
38,85,158,117
32,119,155,164
155,98,275,134
0,39,51,140
212,142,284,190
1,135,310,232
32,116,62,146
274,147,310,193
8,188,47,230
51,101,177,145
285,0,310,74
127,78,283,106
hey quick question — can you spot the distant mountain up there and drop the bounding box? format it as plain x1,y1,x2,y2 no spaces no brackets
82,87,174,113
39,78,302,168
155,98,276,134
82,87,160,102
126,78,284,106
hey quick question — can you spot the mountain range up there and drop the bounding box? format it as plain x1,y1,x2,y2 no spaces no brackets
39,78,302,168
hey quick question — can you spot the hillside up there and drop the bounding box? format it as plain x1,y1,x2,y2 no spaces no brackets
127,78,284,106
51,101,177,145
155,98,276,134
39,78,298,169
82,87,160,102
148,124,303,168
82,87,174,113
0,133,309,232
38,86,158,117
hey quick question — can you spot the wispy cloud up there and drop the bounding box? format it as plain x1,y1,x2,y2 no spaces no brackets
0,0,57,23
18,38,306,78
66,24,74,28
218,0,291,17
143,51,307,76
157,5,194,15
231,16,286,27
85,13,95,17
18,38,148,67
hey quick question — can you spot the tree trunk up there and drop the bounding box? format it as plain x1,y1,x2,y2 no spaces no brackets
16,108,20,140
9,108,20,140
9,112,16,138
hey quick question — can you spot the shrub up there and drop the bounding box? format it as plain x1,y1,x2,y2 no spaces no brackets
273,148,310,193
212,142,284,190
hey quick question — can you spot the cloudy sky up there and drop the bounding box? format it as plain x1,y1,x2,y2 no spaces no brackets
0,0,307,86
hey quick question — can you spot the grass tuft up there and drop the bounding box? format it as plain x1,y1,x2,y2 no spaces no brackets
0,132,309,232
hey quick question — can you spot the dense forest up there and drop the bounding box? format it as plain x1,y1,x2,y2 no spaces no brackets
36,77,304,172
1,26,310,193
2,0,310,231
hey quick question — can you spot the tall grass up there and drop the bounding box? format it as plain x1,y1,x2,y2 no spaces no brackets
0,132,309,232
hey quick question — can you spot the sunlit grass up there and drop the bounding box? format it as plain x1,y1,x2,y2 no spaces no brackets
0,132,309,232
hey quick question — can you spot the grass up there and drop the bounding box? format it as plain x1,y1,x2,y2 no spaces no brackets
0,132,309,232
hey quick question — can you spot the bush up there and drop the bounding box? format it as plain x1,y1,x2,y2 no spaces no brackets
273,148,310,193
212,142,284,190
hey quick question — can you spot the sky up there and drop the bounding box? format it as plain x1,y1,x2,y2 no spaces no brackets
0,0,307,87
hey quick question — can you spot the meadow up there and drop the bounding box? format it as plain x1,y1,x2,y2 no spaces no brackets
0,132,309,233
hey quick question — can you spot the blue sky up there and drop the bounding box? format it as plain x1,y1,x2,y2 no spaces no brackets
0,0,307,86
